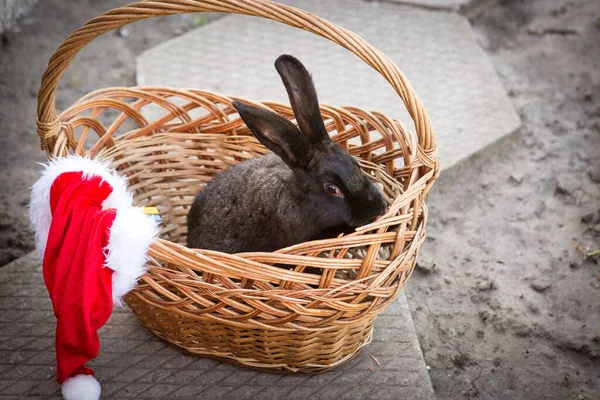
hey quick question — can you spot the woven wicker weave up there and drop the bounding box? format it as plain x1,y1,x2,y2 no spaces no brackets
36,0,439,373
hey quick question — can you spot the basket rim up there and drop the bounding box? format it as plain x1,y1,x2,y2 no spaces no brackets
50,85,433,286
51,85,435,290
36,0,438,183
40,86,434,335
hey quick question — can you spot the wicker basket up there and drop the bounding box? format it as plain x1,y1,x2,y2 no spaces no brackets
36,0,439,373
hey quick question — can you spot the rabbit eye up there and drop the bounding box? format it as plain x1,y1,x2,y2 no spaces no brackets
324,183,342,197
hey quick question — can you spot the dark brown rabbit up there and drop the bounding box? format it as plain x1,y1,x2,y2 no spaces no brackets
187,55,386,253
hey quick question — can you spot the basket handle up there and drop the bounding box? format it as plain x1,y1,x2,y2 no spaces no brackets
37,0,438,173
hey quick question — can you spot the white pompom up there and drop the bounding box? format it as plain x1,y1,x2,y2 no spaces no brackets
61,374,101,400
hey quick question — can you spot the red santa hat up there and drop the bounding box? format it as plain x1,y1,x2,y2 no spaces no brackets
29,156,159,400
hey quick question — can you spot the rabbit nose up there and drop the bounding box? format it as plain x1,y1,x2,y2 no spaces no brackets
370,190,386,215
367,202,386,223
366,214,379,223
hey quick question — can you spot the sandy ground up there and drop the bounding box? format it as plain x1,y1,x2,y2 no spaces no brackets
0,0,598,399
405,0,600,398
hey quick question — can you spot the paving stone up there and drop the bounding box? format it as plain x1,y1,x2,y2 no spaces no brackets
26,365,56,381
191,369,230,386
373,327,414,342
311,386,354,400
284,386,323,400
0,323,35,337
170,384,207,398
364,386,424,400
0,250,433,400
225,385,270,400
337,384,385,400
160,345,185,355
0,365,40,380
133,354,175,369
367,341,423,355
4,350,37,365
23,323,55,337
112,368,151,383
22,350,55,366
138,383,181,397
99,380,127,397
367,369,422,385
196,385,237,399
160,355,196,370
0,396,40,400
103,339,146,354
107,353,149,369
243,385,293,400
158,369,204,385
0,284,43,297
99,322,143,338
375,0,474,11
129,340,169,355
0,337,36,351
330,369,373,386
218,370,259,386
90,367,126,382
26,380,61,396
377,354,425,371
112,382,156,398
380,0,502,18
21,336,54,351
283,368,346,388
136,0,520,173
86,350,120,367
134,369,176,384
271,373,309,386
186,357,222,370
1,379,40,395
15,310,54,324
0,311,23,323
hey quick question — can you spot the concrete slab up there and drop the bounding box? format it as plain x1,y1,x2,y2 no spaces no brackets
0,252,434,399
372,0,471,11
0,0,39,34
372,0,501,18
136,0,521,172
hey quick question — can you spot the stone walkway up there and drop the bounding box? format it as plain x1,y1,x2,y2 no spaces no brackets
0,252,433,399
377,0,495,13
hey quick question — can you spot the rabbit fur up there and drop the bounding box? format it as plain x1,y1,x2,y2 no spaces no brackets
187,54,386,253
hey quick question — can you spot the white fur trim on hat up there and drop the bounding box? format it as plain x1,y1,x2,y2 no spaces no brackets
61,374,101,400
28,155,159,305
106,202,160,305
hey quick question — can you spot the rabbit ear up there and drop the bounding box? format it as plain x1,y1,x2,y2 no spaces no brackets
275,54,330,145
232,101,312,168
